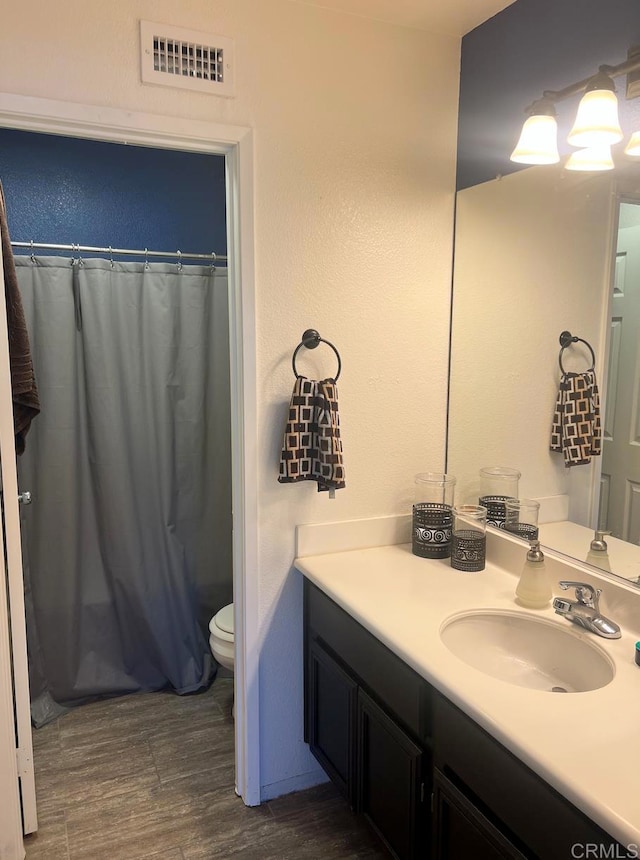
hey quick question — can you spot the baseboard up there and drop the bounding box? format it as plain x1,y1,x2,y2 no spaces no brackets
260,768,328,802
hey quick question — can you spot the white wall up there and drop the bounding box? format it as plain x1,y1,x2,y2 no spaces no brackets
0,0,460,797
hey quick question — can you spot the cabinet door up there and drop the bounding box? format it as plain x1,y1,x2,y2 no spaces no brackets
432,769,527,860
357,689,427,860
307,637,358,804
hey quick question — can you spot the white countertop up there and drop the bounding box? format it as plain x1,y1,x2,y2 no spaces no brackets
295,542,640,847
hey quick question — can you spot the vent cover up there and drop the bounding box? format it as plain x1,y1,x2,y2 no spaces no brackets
140,20,235,97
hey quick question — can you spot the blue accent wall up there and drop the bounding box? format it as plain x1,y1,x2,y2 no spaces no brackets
458,0,640,189
0,128,226,257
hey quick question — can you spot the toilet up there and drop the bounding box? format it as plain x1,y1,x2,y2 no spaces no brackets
209,603,234,672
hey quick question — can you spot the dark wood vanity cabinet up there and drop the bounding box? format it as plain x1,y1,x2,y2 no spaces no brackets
303,580,623,860
432,767,527,860
432,693,622,860
357,689,427,859
304,581,430,859
306,637,358,800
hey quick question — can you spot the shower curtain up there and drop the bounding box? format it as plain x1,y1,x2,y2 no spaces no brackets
14,257,232,723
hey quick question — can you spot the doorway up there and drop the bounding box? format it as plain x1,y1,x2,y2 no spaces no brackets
0,95,259,854
600,197,640,542
2,128,231,716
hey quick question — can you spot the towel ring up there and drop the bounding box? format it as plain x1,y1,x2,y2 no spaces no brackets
292,329,342,381
558,330,596,374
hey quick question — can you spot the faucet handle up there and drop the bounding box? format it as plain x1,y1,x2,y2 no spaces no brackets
558,581,601,608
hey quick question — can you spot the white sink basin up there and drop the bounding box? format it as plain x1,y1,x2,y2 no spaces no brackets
440,609,615,693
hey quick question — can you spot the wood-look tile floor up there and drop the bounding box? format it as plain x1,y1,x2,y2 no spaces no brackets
24,677,391,859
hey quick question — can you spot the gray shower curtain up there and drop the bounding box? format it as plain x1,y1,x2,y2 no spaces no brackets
14,257,232,719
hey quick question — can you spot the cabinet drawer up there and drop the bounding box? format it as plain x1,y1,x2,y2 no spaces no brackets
433,768,527,860
434,694,621,859
306,581,431,743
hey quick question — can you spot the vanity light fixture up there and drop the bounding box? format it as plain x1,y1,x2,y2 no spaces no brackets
566,70,623,148
510,47,640,170
510,99,559,164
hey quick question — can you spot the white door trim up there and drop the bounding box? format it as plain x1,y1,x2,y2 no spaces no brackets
0,218,37,833
0,91,261,806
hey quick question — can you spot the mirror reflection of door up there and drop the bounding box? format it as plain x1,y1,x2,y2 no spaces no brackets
600,199,640,542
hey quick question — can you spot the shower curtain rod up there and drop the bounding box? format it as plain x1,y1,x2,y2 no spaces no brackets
10,241,227,264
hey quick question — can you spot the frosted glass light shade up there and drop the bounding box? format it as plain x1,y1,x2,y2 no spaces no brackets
510,115,559,164
624,132,640,157
565,145,614,172
567,90,623,147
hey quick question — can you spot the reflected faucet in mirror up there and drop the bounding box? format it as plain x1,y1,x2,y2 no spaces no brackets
585,530,612,572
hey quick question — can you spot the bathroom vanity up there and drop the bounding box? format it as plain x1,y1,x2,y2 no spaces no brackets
297,536,640,860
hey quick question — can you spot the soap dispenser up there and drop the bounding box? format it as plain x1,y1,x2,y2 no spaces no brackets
585,530,612,572
515,540,552,609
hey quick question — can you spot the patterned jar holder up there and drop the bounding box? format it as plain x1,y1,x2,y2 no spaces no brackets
451,504,487,573
412,503,453,559
479,495,517,529
504,522,539,541
451,529,486,572
504,498,540,542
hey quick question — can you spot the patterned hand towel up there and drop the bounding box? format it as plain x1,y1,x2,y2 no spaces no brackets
278,376,345,492
550,370,601,467
0,181,40,454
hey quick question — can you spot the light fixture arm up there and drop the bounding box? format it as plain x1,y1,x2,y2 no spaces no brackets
523,49,640,115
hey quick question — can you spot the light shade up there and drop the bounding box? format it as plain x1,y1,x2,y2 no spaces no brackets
565,145,615,171
567,89,623,147
624,131,640,157
510,115,560,164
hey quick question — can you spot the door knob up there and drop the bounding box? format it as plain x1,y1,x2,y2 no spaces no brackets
18,491,32,505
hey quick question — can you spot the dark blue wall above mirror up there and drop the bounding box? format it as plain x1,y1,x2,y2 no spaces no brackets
457,0,640,190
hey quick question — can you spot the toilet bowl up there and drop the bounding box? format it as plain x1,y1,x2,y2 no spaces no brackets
209,603,234,672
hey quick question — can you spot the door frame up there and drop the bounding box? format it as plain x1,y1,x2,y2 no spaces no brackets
593,188,640,533
0,91,261,807
0,235,27,860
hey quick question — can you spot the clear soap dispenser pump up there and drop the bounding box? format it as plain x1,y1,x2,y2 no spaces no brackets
585,530,612,572
515,540,552,609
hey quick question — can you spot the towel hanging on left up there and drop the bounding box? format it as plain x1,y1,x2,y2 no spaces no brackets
550,370,601,467
0,181,40,454
278,376,345,492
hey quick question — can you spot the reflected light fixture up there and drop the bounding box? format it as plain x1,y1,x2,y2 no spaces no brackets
510,47,640,171
564,145,615,172
624,131,640,156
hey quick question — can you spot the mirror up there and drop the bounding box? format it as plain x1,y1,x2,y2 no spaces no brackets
447,161,640,586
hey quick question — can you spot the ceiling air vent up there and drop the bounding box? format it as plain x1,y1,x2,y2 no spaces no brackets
140,20,235,97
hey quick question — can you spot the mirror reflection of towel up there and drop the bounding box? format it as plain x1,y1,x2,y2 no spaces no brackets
0,182,40,454
278,376,345,492
550,370,601,467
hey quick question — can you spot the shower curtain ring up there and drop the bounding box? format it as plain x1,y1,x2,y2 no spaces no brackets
176,250,182,272
30,240,35,262
144,248,150,271
210,251,216,272
109,246,114,269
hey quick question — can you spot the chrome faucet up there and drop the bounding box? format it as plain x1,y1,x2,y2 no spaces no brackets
553,581,621,639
